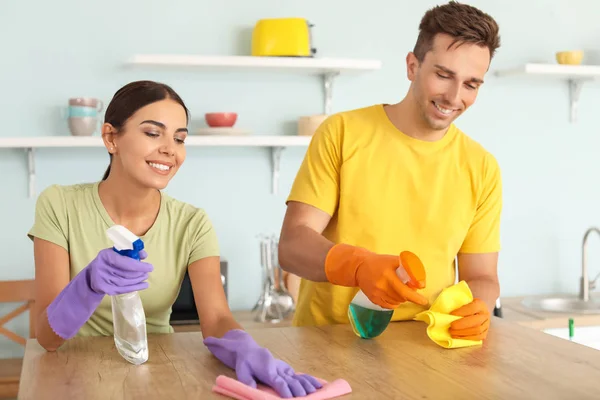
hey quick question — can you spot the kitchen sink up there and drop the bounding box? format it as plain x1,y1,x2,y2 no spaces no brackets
522,295,600,314
523,227,600,315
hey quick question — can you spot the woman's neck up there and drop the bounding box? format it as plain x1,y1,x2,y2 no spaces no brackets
98,174,161,237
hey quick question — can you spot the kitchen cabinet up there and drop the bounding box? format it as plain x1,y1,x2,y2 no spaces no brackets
501,295,600,351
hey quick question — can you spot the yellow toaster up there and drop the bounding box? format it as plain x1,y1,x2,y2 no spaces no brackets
251,18,317,57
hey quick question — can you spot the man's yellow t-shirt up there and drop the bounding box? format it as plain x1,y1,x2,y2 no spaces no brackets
27,182,220,336
287,104,502,327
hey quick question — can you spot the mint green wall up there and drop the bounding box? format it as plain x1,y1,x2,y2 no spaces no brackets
2,0,600,357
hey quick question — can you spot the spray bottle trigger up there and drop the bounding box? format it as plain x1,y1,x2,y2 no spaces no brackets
399,251,426,289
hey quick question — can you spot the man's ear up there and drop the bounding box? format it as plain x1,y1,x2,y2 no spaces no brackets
406,52,420,81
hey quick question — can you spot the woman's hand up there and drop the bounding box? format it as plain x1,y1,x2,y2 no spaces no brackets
88,248,152,295
47,248,153,340
204,329,322,398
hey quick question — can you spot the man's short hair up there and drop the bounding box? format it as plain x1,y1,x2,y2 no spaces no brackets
413,1,501,62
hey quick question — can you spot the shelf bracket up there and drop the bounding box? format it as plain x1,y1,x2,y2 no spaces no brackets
322,72,339,115
26,147,35,198
271,146,284,195
568,79,585,123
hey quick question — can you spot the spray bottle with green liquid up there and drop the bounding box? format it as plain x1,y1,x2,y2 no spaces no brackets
347,251,426,339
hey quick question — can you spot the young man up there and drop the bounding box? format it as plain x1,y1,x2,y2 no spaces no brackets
278,1,502,342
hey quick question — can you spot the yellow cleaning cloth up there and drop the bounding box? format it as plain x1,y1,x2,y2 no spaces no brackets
413,280,483,349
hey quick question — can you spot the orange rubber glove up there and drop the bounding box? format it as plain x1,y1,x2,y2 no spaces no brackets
448,298,490,341
324,243,428,309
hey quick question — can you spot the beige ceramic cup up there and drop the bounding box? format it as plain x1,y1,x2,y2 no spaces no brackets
298,114,328,136
68,117,98,136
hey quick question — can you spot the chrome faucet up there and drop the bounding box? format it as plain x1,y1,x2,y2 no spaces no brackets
581,227,600,301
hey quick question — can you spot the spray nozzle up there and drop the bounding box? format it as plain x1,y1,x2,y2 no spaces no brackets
106,225,145,261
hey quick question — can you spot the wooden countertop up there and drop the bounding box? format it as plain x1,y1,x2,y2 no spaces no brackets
18,318,600,399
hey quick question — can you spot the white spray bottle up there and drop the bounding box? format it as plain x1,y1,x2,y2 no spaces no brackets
106,225,149,365
347,250,426,339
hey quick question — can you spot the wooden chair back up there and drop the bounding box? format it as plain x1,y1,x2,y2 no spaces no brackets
0,280,36,346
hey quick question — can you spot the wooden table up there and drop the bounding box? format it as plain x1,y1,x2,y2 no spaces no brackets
17,318,600,399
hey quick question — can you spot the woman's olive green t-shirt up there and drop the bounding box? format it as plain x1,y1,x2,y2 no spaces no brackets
27,182,220,336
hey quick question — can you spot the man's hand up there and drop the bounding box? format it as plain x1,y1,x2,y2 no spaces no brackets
325,244,428,309
451,252,498,341
448,298,490,341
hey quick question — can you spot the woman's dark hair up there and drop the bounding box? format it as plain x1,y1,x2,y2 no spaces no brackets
101,80,189,180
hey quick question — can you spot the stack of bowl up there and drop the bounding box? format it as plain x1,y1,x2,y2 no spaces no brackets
67,97,104,136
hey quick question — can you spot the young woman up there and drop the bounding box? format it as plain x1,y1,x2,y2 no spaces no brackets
28,80,321,398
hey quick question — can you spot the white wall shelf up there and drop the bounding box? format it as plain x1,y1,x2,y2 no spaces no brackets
5,55,378,197
125,54,382,115
0,135,311,148
494,63,600,122
0,135,311,198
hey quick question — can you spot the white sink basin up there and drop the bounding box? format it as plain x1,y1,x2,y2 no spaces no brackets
543,325,600,351
521,295,600,314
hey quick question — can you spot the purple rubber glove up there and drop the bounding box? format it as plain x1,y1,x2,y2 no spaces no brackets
204,329,323,398
47,248,153,339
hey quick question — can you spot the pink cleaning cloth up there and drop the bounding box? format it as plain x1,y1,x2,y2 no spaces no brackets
212,375,352,400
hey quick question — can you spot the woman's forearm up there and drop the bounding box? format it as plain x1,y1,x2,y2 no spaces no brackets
201,314,244,339
36,308,66,351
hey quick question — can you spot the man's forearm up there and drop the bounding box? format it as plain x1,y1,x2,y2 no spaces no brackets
465,277,500,314
278,225,334,282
